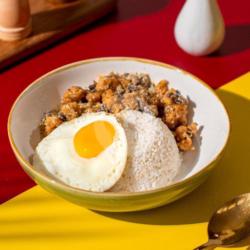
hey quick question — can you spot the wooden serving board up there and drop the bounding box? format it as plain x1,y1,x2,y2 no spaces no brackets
0,0,116,70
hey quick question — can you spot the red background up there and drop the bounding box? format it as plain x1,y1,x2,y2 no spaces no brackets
1,0,249,203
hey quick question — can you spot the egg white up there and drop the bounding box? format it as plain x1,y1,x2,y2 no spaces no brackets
33,113,128,192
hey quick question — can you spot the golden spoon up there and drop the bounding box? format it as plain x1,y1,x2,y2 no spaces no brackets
194,193,250,250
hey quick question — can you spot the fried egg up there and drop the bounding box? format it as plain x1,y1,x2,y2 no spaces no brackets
33,113,128,192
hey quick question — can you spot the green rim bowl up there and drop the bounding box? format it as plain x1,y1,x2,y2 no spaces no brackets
8,57,230,212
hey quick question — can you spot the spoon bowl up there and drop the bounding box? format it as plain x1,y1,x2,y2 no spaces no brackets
194,193,250,249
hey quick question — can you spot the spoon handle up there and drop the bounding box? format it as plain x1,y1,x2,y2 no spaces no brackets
193,239,221,250
193,244,214,250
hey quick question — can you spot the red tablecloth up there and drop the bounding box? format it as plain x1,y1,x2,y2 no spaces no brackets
1,0,249,203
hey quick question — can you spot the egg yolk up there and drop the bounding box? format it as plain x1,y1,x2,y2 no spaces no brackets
73,121,115,158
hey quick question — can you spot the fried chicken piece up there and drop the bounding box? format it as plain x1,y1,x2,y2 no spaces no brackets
174,123,198,151
135,94,158,116
96,74,120,91
102,89,116,110
92,103,107,112
122,92,139,110
86,91,102,103
140,74,151,87
149,94,160,106
60,102,82,121
62,86,87,104
161,95,173,105
167,88,187,105
163,104,188,130
111,102,124,114
155,80,169,97
102,89,123,113
41,113,63,136
178,137,193,151
78,102,92,113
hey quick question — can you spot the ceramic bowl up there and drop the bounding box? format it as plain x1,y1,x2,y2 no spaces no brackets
8,57,230,212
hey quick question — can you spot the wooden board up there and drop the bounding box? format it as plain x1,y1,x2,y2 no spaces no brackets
0,0,116,70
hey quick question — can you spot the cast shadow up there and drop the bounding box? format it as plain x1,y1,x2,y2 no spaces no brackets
174,96,203,180
31,0,170,35
211,24,250,57
31,0,87,35
29,126,41,151
187,96,196,123
111,0,170,22
174,95,202,181
231,236,250,249
175,126,202,181
96,90,250,226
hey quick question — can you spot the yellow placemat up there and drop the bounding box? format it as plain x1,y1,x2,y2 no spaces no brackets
1,73,250,250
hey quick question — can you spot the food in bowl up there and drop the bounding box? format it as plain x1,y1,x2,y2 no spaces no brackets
41,73,197,151
33,72,198,192
8,57,230,211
